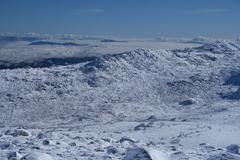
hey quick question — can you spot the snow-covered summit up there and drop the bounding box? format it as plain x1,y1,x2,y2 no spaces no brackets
236,37,240,43
189,36,214,44
195,40,240,54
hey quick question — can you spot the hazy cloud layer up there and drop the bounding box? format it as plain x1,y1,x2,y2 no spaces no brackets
78,9,105,13
194,9,230,14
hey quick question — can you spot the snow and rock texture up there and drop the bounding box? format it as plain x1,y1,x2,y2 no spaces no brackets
1,36,240,159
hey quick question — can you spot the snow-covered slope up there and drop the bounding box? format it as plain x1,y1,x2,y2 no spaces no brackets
1,39,240,159
0,40,240,126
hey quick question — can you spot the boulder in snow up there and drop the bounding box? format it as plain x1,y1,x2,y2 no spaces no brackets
123,147,170,160
7,151,22,160
179,99,194,106
21,152,53,160
5,129,31,137
119,137,137,143
0,141,11,150
42,139,52,145
107,146,118,155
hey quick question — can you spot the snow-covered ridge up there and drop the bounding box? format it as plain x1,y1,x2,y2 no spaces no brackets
1,40,239,70
0,40,240,126
195,40,240,53
188,36,214,44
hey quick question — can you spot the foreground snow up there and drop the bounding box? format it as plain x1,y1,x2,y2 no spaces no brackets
0,35,240,159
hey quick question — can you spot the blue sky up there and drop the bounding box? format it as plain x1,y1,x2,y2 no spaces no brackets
0,0,239,38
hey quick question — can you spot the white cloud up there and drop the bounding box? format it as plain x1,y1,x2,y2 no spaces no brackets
78,9,105,14
194,9,230,14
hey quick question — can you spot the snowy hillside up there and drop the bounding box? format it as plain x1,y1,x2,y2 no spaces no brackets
1,38,240,159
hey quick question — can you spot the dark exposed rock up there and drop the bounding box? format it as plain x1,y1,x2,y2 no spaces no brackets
123,147,152,160
69,142,76,146
0,141,11,150
119,137,137,144
42,139,50,145
207,153,240,160
226,144,239,154
134,122,153,131
5,129,31,137
179,100,194,106
7,151,22,160
106,146,118,154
